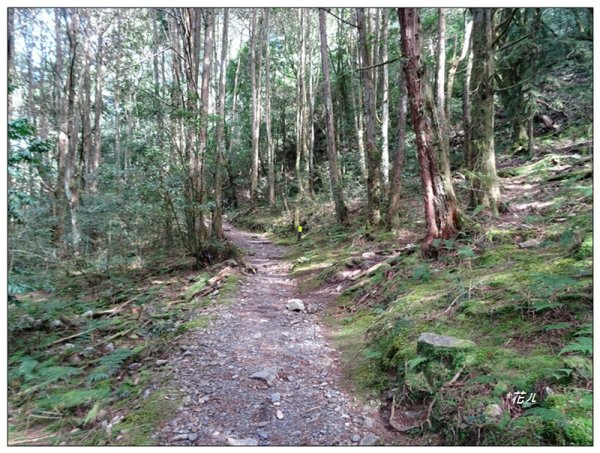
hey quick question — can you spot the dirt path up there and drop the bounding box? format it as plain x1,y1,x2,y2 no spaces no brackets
156,224,392,446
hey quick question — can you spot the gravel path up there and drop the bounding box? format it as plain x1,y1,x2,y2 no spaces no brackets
156,224,390,446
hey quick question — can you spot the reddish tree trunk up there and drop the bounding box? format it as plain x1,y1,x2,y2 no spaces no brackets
398,8,460,248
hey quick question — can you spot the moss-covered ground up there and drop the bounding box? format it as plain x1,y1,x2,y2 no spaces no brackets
7,250,242,445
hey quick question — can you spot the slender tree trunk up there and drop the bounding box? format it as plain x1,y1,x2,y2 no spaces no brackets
213,8,229,238
447,17,473,123
399,8,460,248
226,34,243,209
64,8,81,253
198,9,214,240
433,8,458,207
357,8,382,227
250,9,262,209
90,25,104,195
54,9,67,247
380,9,390,190
264,9,276,208
114,12,122,176
469,8,500,215
295,9,305,198
304,12,315,198
81,12,93,193
463,42,473,168
386,75,408,230
349,43,368,183
8,8,15,120
319,8,348,224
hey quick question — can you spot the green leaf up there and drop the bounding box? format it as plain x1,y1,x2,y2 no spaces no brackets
412,264,430,282
559,337,592,356
543,322,572,331
532,301,562,312
458,247,475,259
17,356,39,381
83,402,101,426
524,407,566,422
407,356,428,370
574,324,592,336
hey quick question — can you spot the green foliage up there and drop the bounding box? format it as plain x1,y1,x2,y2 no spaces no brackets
39,388,110,410
559,336,592,356
412,264,431,281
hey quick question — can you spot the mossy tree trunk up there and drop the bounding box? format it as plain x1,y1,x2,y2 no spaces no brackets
319,8,348,225
469,8,500,216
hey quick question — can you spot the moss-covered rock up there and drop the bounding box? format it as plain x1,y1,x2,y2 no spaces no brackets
417,332,476,359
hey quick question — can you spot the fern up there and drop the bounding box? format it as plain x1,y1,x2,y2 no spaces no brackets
87,348,135,383
37,366,82,385
574,324,592,337
559,336,592,356
13,356,39,381
83,402,101,425
412,264,430,282
524,407,566,423
544,322,572,331
407,356,428,370
39,388,109,410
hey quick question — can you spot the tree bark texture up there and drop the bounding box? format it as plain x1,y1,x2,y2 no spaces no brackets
399,7,460,247
319,8,348,224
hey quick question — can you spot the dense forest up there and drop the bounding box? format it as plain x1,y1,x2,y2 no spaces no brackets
7,7,592,446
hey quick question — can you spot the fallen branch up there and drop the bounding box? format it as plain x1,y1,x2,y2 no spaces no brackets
48,327,97,346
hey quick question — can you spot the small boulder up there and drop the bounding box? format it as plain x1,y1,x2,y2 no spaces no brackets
518,239,540,249
359,434,381,446
249,369,278,386
417,332,475,358
363,416,376,429
50,319,64,329
484,404,503,422
286,299,305,312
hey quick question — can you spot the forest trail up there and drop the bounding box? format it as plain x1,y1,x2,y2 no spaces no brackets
156,224,393,446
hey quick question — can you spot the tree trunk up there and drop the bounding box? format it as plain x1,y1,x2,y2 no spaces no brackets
64,8,81,254
385,74,408,230
349,42,368,183
54,9,67,247
8,8,15,120
90,23,104,195
433,8,458,207
380,9,390,190
226,33,243,210
357,7,382,227
250,9,262,209
469,8,500,215
463,41,473,168
81,11,93,193
114,12,122,175
398,8,460,248
446,16,473,123
264,9,276,208
198,9,214,241
212,8,229,239
295,9,305,198
319,8,348,224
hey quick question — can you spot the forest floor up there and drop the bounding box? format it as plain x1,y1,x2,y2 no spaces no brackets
153,223,418,446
